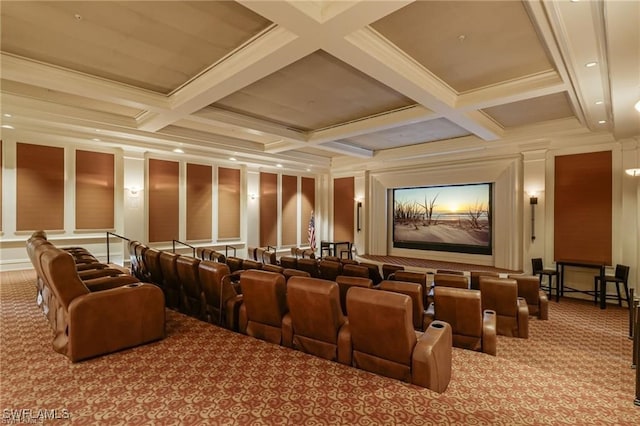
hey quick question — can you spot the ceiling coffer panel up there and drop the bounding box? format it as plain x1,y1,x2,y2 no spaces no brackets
483,92,576,128
340,119,472,151
0,1,271,94
371,0,555,92
213,50,415,132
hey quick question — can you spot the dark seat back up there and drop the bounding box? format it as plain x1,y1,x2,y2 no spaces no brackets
240,270,288,344
176,256,204,318
159,252,181,308
286,277,349,363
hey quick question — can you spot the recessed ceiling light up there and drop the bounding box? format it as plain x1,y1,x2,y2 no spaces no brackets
457,34,466,42
570,0,580,3
276,164,283,168
3,113,11,118
173,148,184,154
585,61,598,68
306,168,311,172
635,100,640,112
92,138,100,142
74,13,82,21
598,120,607,124
229,157,237,161
95,129,101,132
1,124,14,129
595,100,604,105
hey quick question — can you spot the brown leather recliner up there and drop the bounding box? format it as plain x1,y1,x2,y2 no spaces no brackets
359,262,383,285
379,280,428,331
382,264,404,280
346,287,453,393
479,277,529,338
40,247,165,362
425,286,497,356
262,264,284,274
238,270,288,344
142,248,164,288
159,252,181,309
199,261,242,329
282,277,351,365
241,259,263,271
279,256,298,269
176,256,205,319
433,273,469,289
508,274,549,320
336,275,373,315
389,270,428,305
283,268,310,282
470,271,499,290
341,264,370,279
318,260,343,281
225,256,244,273
296,258,319,278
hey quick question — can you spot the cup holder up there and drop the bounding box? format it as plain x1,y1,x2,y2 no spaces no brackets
431,322,445,329
486,310,496,315
125,283,142,288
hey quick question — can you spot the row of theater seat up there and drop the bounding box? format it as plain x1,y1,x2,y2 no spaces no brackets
236,270,453,393
125,244,454,391
25,232,165,362
27,233,546,388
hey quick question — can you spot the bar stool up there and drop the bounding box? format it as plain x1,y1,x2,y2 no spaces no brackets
594,264,630,308
531,258,558,299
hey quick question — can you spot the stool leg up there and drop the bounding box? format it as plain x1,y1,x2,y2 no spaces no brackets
616,282,623,307
622,281,630,308
594,277,599,305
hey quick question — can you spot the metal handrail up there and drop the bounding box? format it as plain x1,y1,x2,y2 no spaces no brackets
267,245,277,252
172,240,196,257
225,245,237,258
106,232,130,264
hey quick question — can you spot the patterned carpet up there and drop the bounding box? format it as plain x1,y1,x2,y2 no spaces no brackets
1,270,638,425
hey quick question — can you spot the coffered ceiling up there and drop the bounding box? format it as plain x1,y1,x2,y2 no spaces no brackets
1,1,638,171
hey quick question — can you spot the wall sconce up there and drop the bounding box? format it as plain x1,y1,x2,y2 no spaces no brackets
357,201,362,232
529,194,538,242
128,186,141,197
249,193,257,200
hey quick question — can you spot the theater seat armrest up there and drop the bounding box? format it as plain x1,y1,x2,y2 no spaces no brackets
84,275,139,291
482,310,497,356
79,268,132,281
238,303,248,334
282,313,293,348
224,294,243,331
517,297,529,338
75,263,108,272
337,321,352,366
67,283,165,362
538,291,549,320
412,321,452,393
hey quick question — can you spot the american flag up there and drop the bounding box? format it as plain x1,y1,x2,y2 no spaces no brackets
308,210,316,251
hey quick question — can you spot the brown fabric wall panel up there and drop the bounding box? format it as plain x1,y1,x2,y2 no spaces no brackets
260,172,278,247
75,150,114,229
301,177,315,246
218,167,240,239
554,151,612,265
333,177,354,242
187,163,212,241
0,140,2,231
16,143,64,231
281,175,297,246
148,159,179,243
